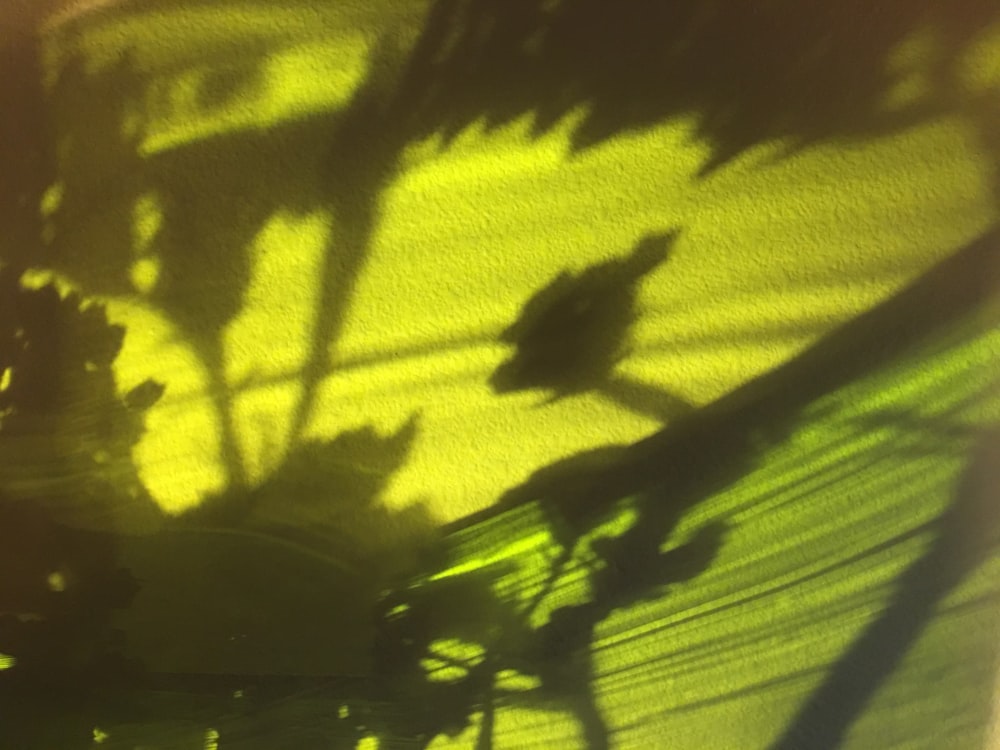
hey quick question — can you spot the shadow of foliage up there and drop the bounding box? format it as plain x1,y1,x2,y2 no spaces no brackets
10,2,999,745
491,228,699,423
0,268,163,748
410,224,999,749
390,0,1000,174
359,493,727,748
0,266,164,529
181,413,437,592
492,231,676,398
772,419,1000,750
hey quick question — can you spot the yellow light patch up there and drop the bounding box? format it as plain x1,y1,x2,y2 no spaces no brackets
959,22,1000,94
128,256,161,294
40,182,65,217
106,299,226,514
496,669,542,692
428,637,485,665
422,638,485,681
222,209,330,483
428,529,552,583
140,36,369,157
47,571,68,592
582,499,639,543
18,268,73,295
0,653,16,671
491,705,583,749
131,192,163,255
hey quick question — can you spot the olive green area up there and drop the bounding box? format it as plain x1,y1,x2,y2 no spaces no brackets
1,0,999,748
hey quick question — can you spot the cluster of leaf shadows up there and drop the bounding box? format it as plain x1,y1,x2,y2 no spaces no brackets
0,221,997,748
0,266,162,746
28,0,1000,512
199,223,987,749
0,267,438,748
341,226,999,750
1,0,999,746
491,230,695,422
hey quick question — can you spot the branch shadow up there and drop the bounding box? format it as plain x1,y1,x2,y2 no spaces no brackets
38,0,1000,521
422,225,999,748
11,2,1000,745
770,420,1000,750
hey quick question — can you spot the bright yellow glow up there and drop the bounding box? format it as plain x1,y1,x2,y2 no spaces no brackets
496,669,542,692
422,637,486,682
428,529,552,583
223,209,330,484
106,299,225,515
18,268,74,296
357,736,379,750
0,367,11,392
427,638,485,666
582,499,639,545
0,653,15,671
128,256,161,294
203,728,219,750
92,727,110,744
387,603,409,617
47,570,68,592
131,192,163,255
487,706,582,749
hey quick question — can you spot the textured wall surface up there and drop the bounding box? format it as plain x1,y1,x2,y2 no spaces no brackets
1,1,999,748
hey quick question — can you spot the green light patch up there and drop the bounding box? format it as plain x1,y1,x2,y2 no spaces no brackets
422,637,486,682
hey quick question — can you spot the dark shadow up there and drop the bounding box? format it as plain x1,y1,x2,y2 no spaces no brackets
0,267,165,530
0,496,143,749
0,0,62,271
357,491,728,748
40,0,1000,507
491,231,693,421
496,444,634,552
601,373,698,424
383,0,1000,175
0,271,161,748
492,231,674,397
180,413,435,593
770,421,1000,750
15,3,1000,745
437,224,998,746
45,48,147,297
